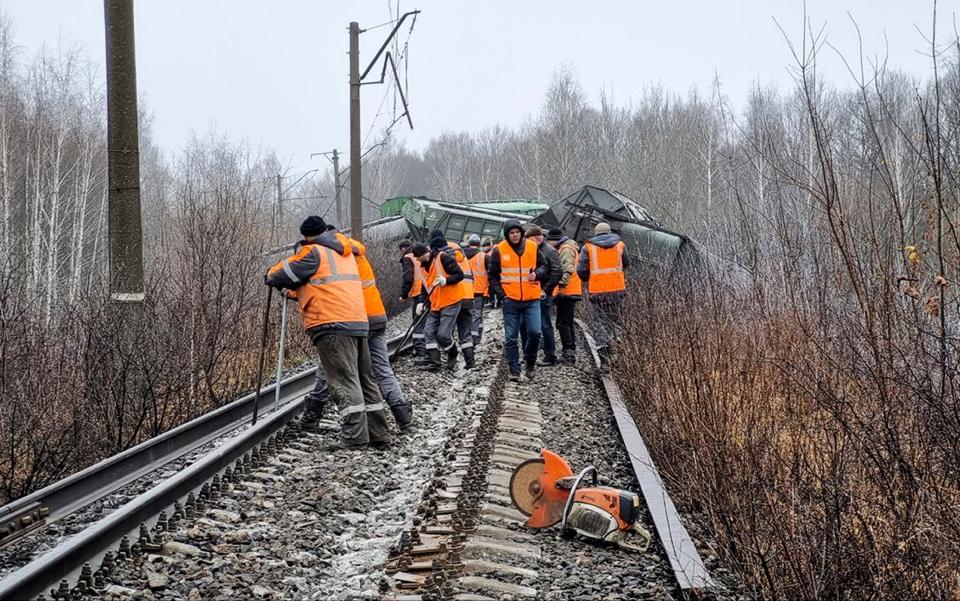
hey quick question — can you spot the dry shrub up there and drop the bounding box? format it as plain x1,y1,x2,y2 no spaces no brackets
618,282,960,598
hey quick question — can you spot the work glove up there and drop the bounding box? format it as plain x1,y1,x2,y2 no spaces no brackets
415,303,425,316
432,275,447,288
539,291,547,300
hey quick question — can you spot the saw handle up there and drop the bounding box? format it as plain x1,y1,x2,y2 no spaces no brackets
560,466,598,534
617,522,652,552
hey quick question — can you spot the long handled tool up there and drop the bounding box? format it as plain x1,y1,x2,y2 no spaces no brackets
250,286,274,426
396,300,430,355
272,293,290,412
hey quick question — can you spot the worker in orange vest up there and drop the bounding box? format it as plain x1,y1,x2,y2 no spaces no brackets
343,234,413,430
463,234,489,347
265,216,390,450
488,219,549,381
441,231,477,370
547,228,582,364
422,231,467,372
399,240,430,362
523,226,563,366
576,222,631,368
480,238,497,308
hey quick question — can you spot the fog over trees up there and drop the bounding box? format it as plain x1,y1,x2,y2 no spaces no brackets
0,8,959,598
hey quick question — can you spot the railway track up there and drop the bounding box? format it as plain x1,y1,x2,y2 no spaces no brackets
378,322,726,600
0,313,739,600
0,329,413,600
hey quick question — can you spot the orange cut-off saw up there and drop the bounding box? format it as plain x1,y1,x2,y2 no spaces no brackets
509,449,651,551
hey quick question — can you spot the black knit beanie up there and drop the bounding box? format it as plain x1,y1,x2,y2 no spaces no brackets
300,216,327,237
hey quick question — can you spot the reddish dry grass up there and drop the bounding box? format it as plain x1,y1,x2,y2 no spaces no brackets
617,285,960,599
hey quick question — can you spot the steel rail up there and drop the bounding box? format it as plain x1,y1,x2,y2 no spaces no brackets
0,368,313,550
0,333,411,600
576,319,715,594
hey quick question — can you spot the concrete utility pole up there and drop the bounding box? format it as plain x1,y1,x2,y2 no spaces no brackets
332,149,342,225
348,22,362,241
346,11,419,241
104,0,144,303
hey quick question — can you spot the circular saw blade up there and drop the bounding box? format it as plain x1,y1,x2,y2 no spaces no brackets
509,458,546,516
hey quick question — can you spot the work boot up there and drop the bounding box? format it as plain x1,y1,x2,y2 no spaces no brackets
509,370,521,382
369,439,391,450
560,349,576,364
524,363,536,381
427,349,442,372
413,354,431,366
445,346,459,372
323,440,367,452
300,409,323,433
462,347,476,370
539,355,558,367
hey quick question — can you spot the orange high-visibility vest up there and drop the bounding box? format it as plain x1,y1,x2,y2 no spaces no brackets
346,238,387,328
585,241,626,294
469,251,488,297
448,242,475,302
426,251,463,310
403,252,423,298
268,243,367,331
496,239,540,302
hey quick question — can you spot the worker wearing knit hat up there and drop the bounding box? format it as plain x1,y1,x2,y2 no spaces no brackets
546,229,564,241
577,220,630,371
422,229,468,373
299,215,327,237
266,215,391,449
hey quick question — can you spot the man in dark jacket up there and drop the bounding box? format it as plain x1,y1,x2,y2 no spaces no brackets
463,234,489,347
523,226,563,365
577,222,631,366
548,229,581,363
422,232,466,372
399,241,429,361
488,219,549,380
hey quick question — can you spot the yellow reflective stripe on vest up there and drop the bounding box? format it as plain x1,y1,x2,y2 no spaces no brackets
310,246,361,285
588,244,624,275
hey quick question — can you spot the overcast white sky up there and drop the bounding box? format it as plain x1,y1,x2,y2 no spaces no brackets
0,1,954,174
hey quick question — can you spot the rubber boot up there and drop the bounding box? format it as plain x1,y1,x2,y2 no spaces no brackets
388,402,414,430
427,349,442,372
445,346,459,372
463,346,476,370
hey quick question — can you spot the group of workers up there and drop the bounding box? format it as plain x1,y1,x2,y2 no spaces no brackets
265,216,628,449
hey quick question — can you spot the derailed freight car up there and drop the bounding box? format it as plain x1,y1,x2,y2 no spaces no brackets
534,185,747,285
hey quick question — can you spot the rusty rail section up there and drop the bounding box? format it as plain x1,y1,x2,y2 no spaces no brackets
576,319,714,593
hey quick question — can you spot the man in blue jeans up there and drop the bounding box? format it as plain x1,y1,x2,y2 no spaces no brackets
488,219,549,381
